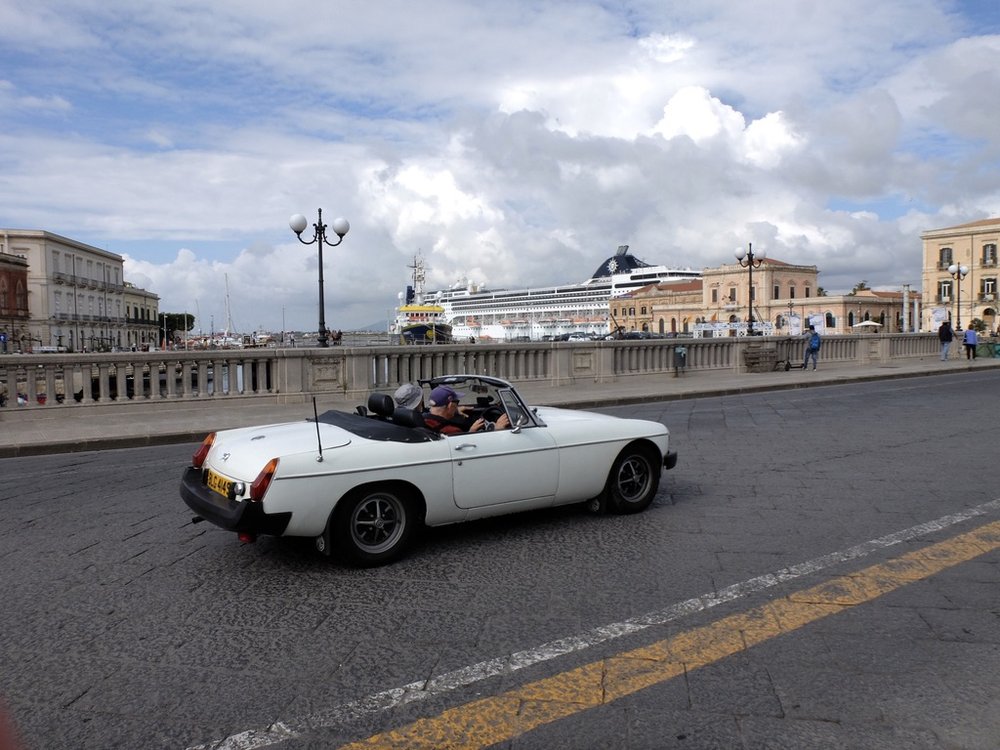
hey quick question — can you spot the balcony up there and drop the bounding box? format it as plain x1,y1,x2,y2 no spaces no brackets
982,258,997,267
936,295,951,303
937,261,953,270
980,293,996,302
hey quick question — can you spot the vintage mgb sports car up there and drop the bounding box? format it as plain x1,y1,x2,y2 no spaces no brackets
181,375,677,566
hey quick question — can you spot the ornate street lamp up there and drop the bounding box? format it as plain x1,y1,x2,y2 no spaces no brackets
947,263,969,329
289,209,350,347
735,243,766,336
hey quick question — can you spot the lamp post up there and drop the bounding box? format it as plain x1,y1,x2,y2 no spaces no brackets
735,243,766,336
947,263,969,329
289,209,350,347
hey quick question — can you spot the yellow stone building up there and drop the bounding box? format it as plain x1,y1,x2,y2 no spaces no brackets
612,258,920,336
920,217,998,333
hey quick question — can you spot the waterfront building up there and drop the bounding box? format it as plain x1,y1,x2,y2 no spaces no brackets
920,218,999,333
0,229,159,352
614,258,921,336
0,249,30,352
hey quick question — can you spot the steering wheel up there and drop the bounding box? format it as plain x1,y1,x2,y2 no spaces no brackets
482,406,506,423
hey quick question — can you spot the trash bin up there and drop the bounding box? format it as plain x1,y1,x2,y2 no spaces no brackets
673,346,687,376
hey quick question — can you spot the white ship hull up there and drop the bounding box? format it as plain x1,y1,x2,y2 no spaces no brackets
431,246,700,341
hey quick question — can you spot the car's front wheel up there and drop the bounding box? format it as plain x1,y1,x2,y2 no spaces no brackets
604,444,661,514
331,485,416,567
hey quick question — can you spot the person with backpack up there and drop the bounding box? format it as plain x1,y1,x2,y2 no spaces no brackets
803,325,821,370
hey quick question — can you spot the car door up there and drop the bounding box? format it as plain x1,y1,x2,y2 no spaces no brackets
448,425,559,510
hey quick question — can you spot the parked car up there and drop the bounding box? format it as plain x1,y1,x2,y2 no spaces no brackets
180,374,677,566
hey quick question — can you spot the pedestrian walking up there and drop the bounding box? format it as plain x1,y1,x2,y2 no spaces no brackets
963,325,978,359
938,320,953,360
803,325,821,370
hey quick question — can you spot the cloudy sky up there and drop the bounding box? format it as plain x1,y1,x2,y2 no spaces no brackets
2,0,999,333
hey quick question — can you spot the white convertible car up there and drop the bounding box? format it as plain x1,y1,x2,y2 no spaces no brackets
181,375,677,566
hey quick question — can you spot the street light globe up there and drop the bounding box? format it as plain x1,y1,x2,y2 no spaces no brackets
755,248,767,260
948,263,958,274
960,264,969,275
735,248,747,261
330,217,350,238
289,214,309,234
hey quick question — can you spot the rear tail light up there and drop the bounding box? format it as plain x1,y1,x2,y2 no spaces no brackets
249,458,279,502
192,433,216,468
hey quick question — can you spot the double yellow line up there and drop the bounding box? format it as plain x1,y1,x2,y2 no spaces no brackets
342,519,1000,749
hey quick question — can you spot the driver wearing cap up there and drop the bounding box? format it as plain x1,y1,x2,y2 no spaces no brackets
422,385,510,434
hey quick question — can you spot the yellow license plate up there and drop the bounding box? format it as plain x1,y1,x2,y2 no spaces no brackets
206,469,233,498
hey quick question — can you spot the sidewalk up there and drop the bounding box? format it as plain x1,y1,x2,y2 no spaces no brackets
2,356,997,458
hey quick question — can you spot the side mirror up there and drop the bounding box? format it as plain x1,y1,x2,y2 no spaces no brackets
510,413,528,434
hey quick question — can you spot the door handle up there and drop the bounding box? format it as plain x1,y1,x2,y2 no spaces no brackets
454,442,477,450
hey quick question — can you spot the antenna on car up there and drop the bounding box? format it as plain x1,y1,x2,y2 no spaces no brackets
312,396,324,462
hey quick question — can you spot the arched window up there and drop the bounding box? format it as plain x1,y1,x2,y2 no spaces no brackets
0,278,7,311
848,311,856,326
825,312,836,329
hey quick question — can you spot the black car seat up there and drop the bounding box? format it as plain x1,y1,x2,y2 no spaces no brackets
367,393,395,420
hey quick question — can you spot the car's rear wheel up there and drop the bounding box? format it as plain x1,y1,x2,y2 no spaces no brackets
332,485,415,567
604,444,660,514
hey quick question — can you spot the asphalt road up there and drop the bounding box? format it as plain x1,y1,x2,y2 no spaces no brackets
1,370,998,749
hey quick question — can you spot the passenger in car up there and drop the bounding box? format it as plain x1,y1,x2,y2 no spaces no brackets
393,382,424,412
423,385,510,434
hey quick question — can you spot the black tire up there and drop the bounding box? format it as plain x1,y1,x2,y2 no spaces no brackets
604,444,661,514
331,485,415,567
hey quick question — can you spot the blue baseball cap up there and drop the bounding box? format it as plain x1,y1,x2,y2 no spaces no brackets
429,385,464,406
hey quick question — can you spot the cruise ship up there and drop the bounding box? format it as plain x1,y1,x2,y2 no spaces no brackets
394,246,701,342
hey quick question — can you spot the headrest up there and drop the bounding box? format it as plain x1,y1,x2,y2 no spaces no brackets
391,407,426,429
367,393,395,418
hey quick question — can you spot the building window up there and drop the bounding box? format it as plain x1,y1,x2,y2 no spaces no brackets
938,247,953,269
728,288,736,302
804,287,811,298
773,284,780,299
825,312,836,328
938,280,952,301
789,287,796,299
981,277,997,300
711,288,718,303
984,244,997,266
641,306,647,315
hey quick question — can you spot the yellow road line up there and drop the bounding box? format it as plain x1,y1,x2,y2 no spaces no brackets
340,519,1000,750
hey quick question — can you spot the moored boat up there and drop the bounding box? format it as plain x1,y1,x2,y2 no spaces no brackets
390,255,453,344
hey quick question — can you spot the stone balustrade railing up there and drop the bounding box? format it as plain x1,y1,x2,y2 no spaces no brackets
0,333,941,410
